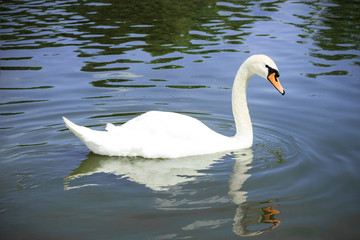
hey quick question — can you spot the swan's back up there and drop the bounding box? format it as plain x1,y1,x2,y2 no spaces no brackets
114,111,220,140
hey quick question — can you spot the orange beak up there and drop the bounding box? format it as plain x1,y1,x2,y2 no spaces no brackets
267,73,285,95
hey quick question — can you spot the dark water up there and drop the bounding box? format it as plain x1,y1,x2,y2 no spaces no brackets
1,0,360,239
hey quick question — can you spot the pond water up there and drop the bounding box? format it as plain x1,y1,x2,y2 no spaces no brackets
1,0,360,239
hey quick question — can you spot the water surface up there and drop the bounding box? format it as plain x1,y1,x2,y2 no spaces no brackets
1,0,360,239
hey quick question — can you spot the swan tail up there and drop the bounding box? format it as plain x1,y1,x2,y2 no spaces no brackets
62,117,108,155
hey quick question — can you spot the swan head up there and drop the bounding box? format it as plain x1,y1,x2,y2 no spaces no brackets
246,54,285,95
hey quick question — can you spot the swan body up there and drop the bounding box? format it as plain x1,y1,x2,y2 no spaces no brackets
63,111,243,158
63,54,284,158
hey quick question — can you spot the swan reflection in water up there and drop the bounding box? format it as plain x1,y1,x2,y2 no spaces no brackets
228,150,280,236
64,149,280,236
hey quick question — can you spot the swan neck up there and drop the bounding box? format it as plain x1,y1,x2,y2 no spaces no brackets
232,64,253,145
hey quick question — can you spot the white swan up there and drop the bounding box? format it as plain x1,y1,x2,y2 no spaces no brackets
63,54,284,158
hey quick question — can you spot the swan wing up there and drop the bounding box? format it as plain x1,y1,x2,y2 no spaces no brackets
110,111,220,141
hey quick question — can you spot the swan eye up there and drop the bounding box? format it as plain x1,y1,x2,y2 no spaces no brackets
265,65,280,79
